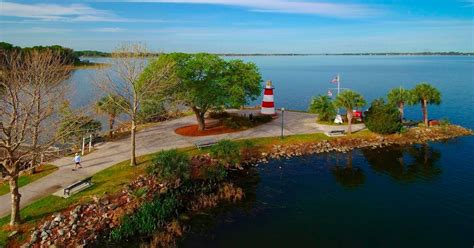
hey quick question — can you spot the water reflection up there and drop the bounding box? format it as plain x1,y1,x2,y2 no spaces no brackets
331,151,366,189
362,144,442,183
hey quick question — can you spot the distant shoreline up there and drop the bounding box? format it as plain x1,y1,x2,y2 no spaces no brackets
79,52,474,58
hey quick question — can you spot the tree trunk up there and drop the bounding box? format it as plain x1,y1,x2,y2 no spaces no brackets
346,110,353,134
108,115,115,138
192,107,206,131
130,120,137,166
29,126,39,175
398,102,404,123
421,99,428,126
9,176,21,225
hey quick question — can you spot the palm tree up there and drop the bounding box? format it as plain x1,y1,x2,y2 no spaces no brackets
387,87,411,123
410,83,441,126
308,95,336,122
95,95,127,137
334,90,366,134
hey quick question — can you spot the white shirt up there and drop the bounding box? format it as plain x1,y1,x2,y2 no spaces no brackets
74,155,81,163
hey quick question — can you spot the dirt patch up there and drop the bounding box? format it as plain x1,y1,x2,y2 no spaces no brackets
175,124,240,137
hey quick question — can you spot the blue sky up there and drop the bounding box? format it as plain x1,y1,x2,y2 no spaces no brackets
0,0,473,52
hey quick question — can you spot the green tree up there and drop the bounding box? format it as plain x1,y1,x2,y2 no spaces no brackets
334,90,366,134
308,95,336,122
387,87,412,123
164,53,262,130
365,98,402,134
410,83,441,126
95,95,128,137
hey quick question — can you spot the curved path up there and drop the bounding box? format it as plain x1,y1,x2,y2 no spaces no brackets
0,110,364,217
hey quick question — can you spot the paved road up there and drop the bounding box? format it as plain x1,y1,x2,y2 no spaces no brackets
0,110,364,217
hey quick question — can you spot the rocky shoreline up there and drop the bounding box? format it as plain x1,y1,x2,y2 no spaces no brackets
247,125,472,164
16,125,472,248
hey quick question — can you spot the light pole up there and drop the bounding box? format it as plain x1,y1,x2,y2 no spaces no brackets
281,107,285,139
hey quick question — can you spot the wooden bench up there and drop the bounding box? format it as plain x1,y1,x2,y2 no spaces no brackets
195,139,217,149
64,176,93,196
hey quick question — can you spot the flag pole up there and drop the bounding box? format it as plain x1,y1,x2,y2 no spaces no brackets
337,73,340,114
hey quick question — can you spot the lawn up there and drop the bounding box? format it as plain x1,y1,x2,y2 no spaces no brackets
0,164,58,196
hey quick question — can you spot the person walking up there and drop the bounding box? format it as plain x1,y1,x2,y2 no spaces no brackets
73,153,83,171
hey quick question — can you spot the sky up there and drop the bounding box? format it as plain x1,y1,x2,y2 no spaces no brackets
0,0,473,53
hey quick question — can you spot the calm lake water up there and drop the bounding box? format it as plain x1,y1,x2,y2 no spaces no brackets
72,56,474,247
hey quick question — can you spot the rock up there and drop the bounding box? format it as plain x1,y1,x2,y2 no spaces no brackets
40,231,48,238
107,204,118,210
58,229,65,236
100,199,110,206
8,230,19,238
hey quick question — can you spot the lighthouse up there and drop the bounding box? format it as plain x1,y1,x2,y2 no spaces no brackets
261,80,276,115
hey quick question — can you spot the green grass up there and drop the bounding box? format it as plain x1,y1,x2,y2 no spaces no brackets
0,164,58,196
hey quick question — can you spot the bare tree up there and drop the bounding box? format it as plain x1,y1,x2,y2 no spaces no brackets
0,49,72,226
22,50,72,174
95,42,176,166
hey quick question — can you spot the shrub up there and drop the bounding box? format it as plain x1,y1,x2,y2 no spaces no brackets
110,193,181,241
147,150,190,181
222,114,272,130
210,140,241,167
252,114,272,124
365,98,402,134
208,111,230,119
201,165,228,182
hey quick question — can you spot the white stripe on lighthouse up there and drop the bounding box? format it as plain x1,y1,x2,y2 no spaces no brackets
263,94,274,102
261,107,275,115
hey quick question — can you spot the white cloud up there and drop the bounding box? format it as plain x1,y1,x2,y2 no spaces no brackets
91,27,126,32
1,27,72,34
0,1,166,22
119,0,380,17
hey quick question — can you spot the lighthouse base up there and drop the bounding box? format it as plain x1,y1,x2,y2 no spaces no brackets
260,107,276,115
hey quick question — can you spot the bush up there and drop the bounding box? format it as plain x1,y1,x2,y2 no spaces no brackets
110,192,181,241
208,111,230,119
210,140,241,167
252,114,273,124
222,114,272,130
365,98,402,134
201,165,228,182
147,150,190,181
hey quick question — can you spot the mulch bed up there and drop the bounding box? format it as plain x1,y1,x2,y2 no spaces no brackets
175,124,240,137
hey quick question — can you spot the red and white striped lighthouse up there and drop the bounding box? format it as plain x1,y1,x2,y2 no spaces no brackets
261,80,276,115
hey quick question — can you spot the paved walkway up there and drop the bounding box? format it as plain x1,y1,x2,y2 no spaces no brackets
0,110,364,217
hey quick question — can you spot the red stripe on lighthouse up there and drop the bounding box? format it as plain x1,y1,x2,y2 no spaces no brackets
262,101,274,108
264,89,273,95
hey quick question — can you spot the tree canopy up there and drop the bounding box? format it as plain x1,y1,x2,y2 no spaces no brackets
365,98,402,134
308,95,336,121
410,82,441,126
147,53,262,130
334,90,366,134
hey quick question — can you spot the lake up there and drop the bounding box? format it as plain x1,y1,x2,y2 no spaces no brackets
72,56,473,247
73,55,474,128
